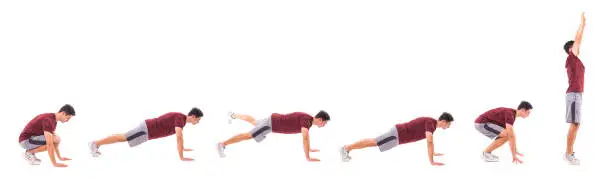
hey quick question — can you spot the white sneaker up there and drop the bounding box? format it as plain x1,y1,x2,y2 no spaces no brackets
89,141,101,157
565,153,580,165
23,152,41,165
340,146,351,162
481,152,499,162
217,143,226,158
227,112,235,124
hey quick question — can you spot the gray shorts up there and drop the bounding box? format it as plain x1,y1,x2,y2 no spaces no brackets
566,92,582,124
375,127,399,152
124,121,149,147
19,135,46,150
249,116,273,143
475,123,504,139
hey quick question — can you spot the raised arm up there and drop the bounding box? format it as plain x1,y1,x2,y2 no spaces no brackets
426,132,444,166
572,12,586,56
175,127,193,161
301,127,319,162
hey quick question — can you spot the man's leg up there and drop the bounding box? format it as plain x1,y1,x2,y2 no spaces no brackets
345,139,377,152
222,133,253,146
27,145,48,154
94,134,128,146
217,117,272,157
20,136,47,165
341,127,399,162
565,92,582,154
484,135,509,153
475,123,506,162
89,121,148,157
230,113,257,126
567,123,580,154
565,92,582,165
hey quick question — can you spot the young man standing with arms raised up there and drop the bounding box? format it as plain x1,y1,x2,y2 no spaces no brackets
562,12,586,165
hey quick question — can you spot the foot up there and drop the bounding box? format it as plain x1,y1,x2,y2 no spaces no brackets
89,141,101,157
217,143,226,158
340,146,351,162
228,112,235,124
23,152,41,165
564,153,580,165
481,152,499,162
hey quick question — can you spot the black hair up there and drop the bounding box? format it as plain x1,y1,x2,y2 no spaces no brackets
438,112,454,122
315,110,330,121
518,101,533,110
59,104,75,116
564,40,575,54
188,107,204,118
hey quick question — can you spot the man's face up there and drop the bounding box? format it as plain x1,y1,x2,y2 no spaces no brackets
190,116,201,125
519,109,531,118
59,112,72,123
440,120,451,129
314,118,327,128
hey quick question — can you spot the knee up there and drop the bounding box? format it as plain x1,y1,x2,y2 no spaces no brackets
53,135,61,144
496,133,509,141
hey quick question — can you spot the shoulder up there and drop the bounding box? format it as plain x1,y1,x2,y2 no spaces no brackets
40,113,56,122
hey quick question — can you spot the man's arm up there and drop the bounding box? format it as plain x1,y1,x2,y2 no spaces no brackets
175,127,193,161
44,131,66,167
505,124,517,155
301,127,319,162
505,124,523,163
426,132,443,166
572,12,586,56
53,136,62,158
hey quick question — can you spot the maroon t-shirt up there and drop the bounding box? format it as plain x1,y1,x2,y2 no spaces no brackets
145,112,187,140
395,117,437,144
19,113,57,142
475,107,517,128
566,51,585,93
271,112,313,134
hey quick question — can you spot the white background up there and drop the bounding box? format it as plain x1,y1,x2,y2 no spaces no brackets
1,0,610,187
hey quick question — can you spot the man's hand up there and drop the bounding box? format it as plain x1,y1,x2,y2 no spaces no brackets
59,157,72,161
54,163,68,168
184,148,194,152
181,157,194,161
581,12,586,22
307,157,320,162
431,162,445,166
512,156,523,164
434,153,444,156
310,149,320,152
516,151,524,157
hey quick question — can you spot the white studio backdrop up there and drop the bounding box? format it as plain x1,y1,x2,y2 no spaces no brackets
0,0,610,188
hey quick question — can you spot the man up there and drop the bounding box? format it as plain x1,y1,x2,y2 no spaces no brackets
88,108,203,161
339,112,454,166
18,104,76,167
475,101,532,164
562,12,586,165
217,110,330,162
